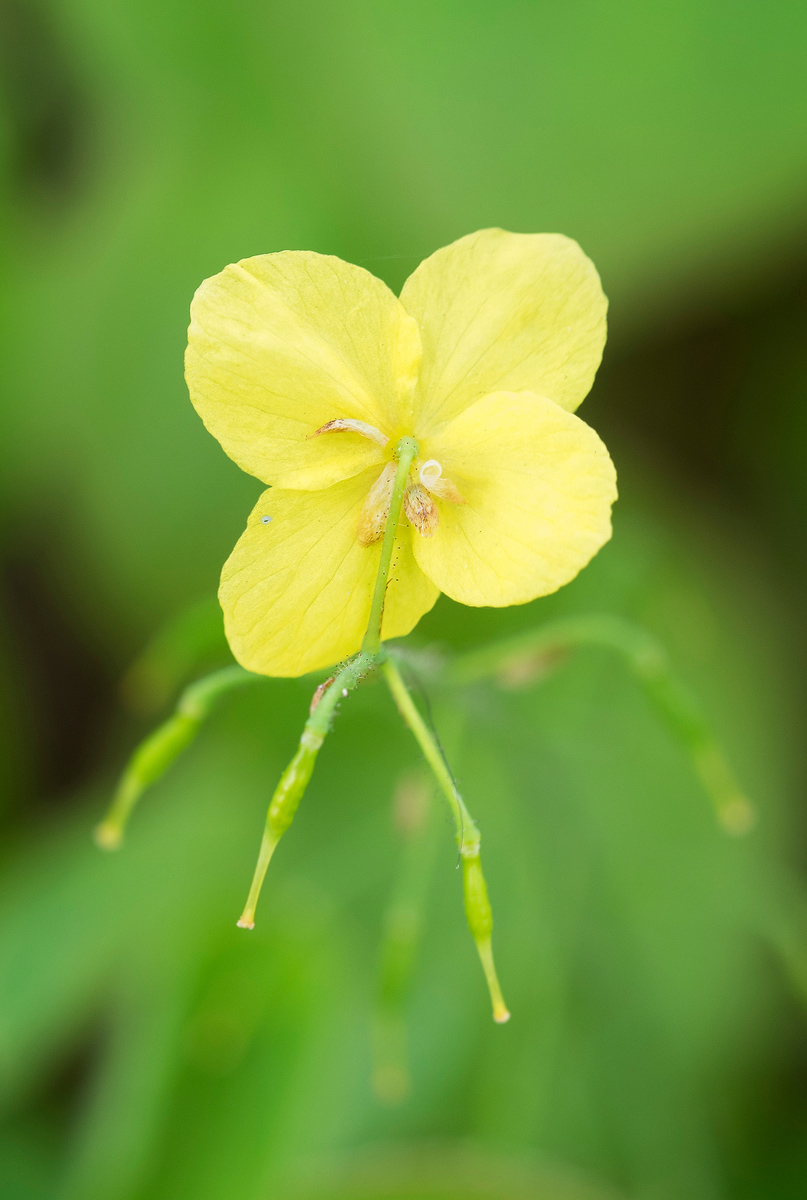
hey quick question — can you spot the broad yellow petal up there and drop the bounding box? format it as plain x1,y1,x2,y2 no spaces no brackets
411,391,617,607
400,229,607,433
220,471,439,677
186,252,422,489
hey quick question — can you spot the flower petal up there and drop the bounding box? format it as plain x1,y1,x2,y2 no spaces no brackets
411,391,617,607
220,471,439,677
186,252,422,489
400,229,607,433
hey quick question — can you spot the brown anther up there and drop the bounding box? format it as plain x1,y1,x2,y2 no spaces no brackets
357,462,396,546
404,483,439,537
311,418,389,447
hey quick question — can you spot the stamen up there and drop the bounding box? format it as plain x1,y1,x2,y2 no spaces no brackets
357,462,396,546
418,458,466,505
419,459,443,487
404,483,439,537
312,418,389,447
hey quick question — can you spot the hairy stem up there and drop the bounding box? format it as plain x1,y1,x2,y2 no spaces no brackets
240,444,422,930
237,652,375,929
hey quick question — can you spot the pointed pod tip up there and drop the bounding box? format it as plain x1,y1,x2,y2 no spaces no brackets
94,823,122,851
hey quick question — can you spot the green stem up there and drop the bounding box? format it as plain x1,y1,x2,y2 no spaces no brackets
239,438,418,930
382,657,510,1024
450,614,754,836
361,436,418,658
95,665,259,850
237,651,375,929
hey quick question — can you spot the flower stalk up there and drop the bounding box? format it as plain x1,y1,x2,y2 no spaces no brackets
361,436,418,658
236,650,375,928
95,665,258,849
382,656,510,1023
238,434,418,928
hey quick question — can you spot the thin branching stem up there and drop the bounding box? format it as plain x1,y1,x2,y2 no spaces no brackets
95,665,259,849
238,435,419,928
449,613,755,835
236,651,375,928
382,656,510,1023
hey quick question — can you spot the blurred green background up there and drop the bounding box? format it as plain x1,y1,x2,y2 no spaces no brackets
1,2,807,1197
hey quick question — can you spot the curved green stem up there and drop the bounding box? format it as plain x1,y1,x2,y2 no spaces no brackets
450,614,754,836
237,651,376,928
239,439,419,929
382,657,510,1024
95,665,259,849
361,437,418,657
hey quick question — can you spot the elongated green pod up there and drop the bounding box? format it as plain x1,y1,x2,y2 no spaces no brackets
382,657,510,1024
237,652,376,930
95,665,258,849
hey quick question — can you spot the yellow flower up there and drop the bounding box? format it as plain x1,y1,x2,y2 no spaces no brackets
185,229,617,677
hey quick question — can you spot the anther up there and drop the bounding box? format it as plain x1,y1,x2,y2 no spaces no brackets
312,418,389,447
357,463,396,546
404,483,439,537
419,459,442,487
418,458,466,505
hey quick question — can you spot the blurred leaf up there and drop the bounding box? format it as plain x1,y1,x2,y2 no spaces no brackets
279,1141,626,1199
0,482,803,1197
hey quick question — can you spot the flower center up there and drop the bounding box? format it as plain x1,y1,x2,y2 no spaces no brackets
312,418,465,545
358,453,466,544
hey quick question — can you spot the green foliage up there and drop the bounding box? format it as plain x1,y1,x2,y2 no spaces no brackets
2,2,807,1197
0,495,804,1199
